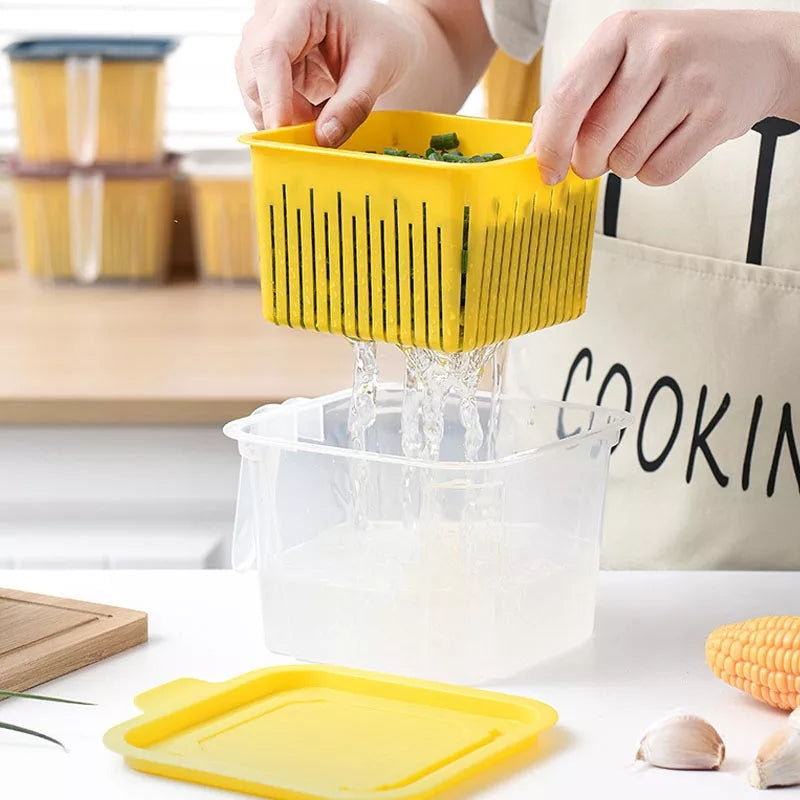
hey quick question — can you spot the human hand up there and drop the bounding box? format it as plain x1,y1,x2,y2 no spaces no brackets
530,10,793,186
236,0,422,147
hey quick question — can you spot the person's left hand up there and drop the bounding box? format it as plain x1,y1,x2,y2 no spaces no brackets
530,9,796,186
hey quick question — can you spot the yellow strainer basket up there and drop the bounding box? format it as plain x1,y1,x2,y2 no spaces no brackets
241,111,600,353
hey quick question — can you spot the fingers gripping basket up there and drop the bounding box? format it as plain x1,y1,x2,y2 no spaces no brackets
241,111,601,353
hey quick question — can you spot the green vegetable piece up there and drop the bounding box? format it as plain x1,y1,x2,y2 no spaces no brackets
0,721,65,750
450,150,464,157
442,152,465,163
383,147,408,157
425,147,436,157
468,155,485,163
427,151,443,161
430,132,459,150
408,153,424,159
461,249,469,274
0,690,93,705
481,152,504,161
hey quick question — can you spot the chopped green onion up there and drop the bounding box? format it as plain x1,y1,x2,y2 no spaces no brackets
430,132,459,150
367,134,503,163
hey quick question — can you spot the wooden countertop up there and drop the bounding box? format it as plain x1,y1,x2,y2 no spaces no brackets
0,269,404,424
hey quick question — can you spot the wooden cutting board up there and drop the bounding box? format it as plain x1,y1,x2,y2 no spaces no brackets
0,588,148,693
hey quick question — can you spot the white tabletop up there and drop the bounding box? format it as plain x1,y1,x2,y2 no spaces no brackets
0,569,798,799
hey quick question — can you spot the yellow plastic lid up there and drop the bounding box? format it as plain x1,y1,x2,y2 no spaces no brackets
104,664,558,799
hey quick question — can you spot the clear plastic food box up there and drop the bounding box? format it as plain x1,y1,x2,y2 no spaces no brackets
183,149,258,282
5,37,178,165
224,385,631,685
8,156,176,284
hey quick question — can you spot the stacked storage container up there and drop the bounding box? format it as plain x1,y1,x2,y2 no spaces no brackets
183,149,258,282
4,37,179,283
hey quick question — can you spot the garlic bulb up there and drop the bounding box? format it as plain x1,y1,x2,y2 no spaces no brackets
635,711,725,770
749,726,800,789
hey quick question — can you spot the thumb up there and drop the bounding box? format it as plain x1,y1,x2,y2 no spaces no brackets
526,107,543,154
315,55,393,147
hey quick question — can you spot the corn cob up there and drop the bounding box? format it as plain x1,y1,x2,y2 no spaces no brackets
706,616,800,710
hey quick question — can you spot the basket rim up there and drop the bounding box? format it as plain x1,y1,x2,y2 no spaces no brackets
239,110,541,169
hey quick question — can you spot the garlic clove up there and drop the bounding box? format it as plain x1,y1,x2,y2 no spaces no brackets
635,711,725,770
749,726,800,789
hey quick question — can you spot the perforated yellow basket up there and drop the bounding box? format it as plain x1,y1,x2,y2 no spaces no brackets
241,111,600,353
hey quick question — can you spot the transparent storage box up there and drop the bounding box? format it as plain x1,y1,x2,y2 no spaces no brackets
183,150,258,282
5,37,178,165
224,386,631,684
8,156,176,284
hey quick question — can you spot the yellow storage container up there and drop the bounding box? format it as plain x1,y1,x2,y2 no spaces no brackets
8,156,176,284
240,111,601,353
183,150,258,282
5,37,178,165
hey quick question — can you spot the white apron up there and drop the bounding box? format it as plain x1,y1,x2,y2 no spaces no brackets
481,0,800,568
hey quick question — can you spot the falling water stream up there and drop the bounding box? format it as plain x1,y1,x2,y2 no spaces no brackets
347,339,506,530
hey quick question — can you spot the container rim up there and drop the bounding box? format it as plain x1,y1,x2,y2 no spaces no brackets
222,385,634,470
239,110,540,169
238,111,596,187
4,36,179,61
181,149,253,179
5,153,180,179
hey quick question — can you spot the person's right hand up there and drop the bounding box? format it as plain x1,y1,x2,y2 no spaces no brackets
236,0,422,147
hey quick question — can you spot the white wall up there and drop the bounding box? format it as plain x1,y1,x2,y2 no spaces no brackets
0,425,239,568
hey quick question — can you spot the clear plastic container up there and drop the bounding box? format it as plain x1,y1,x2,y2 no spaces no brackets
5,37,178,165
183,150,258,282
8,156,176,284
224,385,631,685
